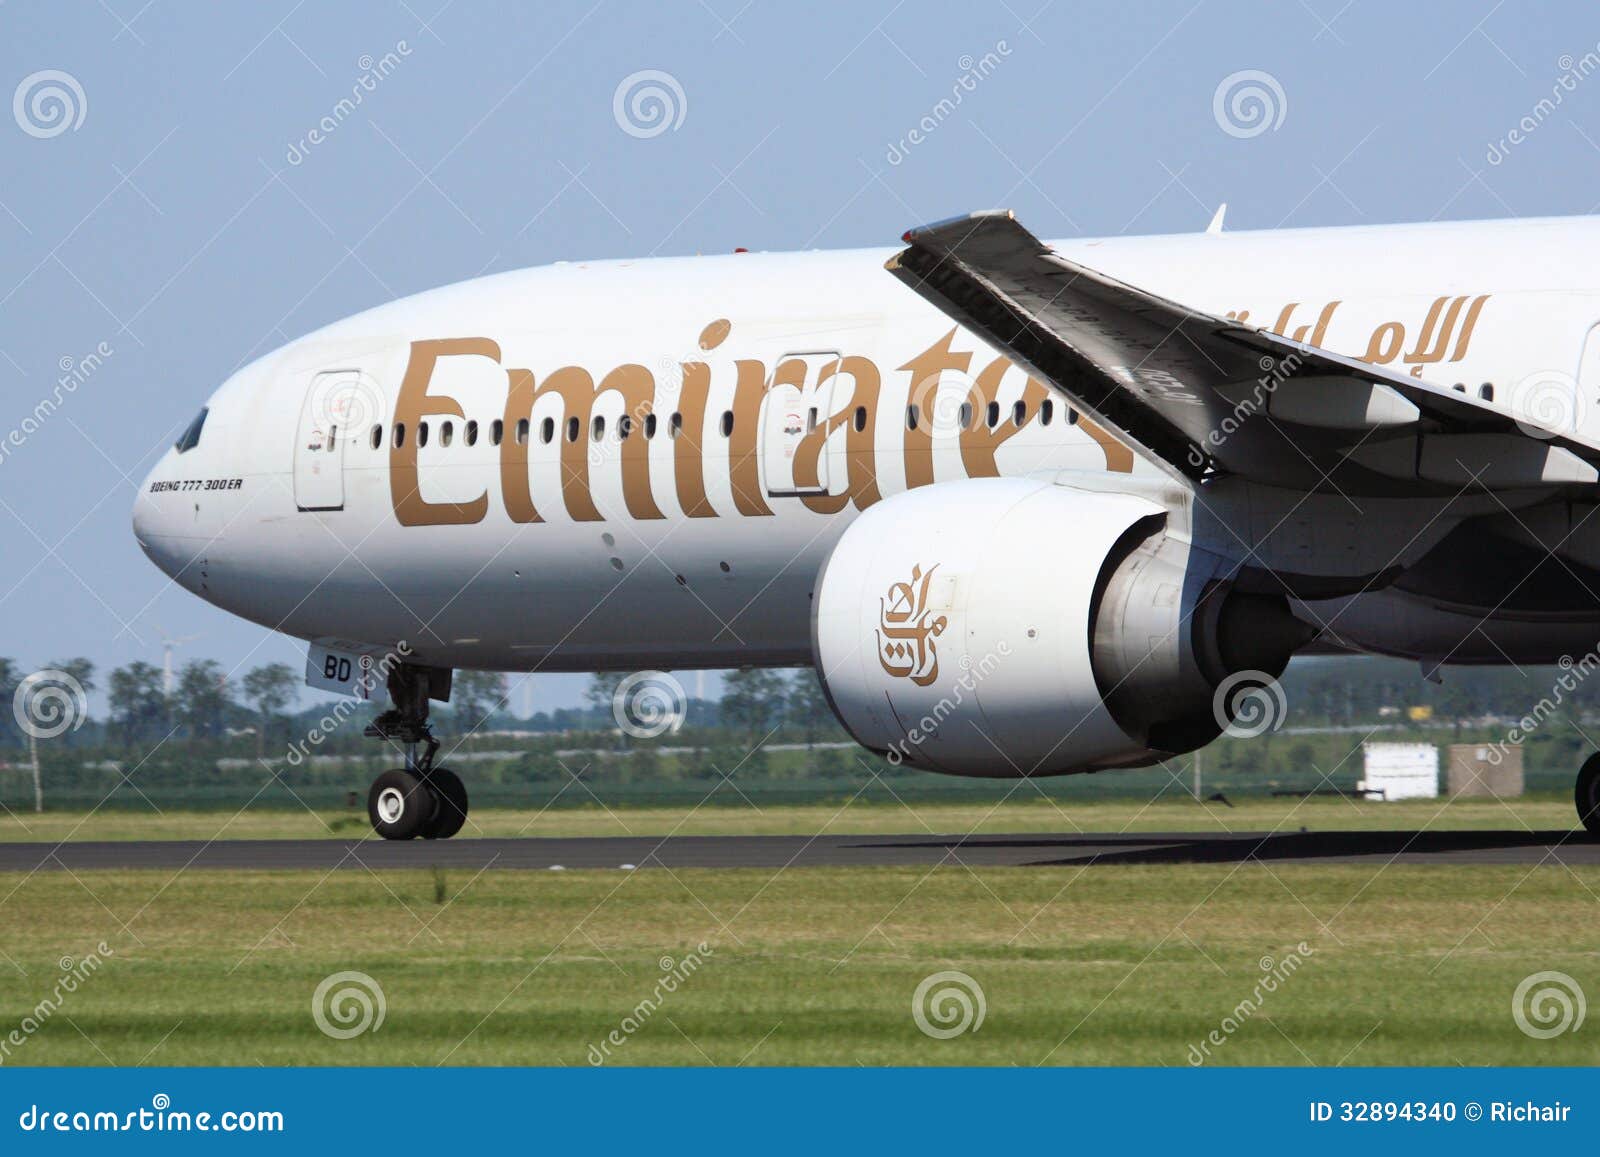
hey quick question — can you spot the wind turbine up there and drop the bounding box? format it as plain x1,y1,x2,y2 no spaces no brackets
153,621,201,695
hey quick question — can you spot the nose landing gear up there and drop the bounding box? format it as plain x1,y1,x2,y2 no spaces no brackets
363,663,469,840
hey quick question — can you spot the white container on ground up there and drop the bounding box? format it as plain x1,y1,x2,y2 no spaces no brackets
1358,742,1439,800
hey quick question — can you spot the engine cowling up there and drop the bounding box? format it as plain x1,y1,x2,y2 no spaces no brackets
811,477,1309,776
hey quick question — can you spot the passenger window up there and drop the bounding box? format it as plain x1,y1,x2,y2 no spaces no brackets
906,404,919,431
959,402,973,430
720,411,734,437
669,413,683,439
541,417,555,444
567,416,580,442
440,420,454,447
807,408,818,432
393,423,406,448
1013,400,1026,426
517,418,529,446
853,406,867,432
327,424,338,451
174,408,208,453
491,419,503,446
1040,399,1054,426
417,421,429,448
1479,383,1494,401
986,401,1000,429
370,424,383,450
619,414,633,440
592,416,606,442
465,419,478,446
645,413,657,439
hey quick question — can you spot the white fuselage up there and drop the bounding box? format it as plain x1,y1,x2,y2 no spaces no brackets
132,215,1600,672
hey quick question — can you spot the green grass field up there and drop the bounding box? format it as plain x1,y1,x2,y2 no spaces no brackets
2,864,1597,1066
1,796,1595,1067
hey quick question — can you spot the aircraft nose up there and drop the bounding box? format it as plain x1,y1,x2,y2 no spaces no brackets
131,457,195,583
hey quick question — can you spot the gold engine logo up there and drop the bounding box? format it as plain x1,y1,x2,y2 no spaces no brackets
877,563,948,687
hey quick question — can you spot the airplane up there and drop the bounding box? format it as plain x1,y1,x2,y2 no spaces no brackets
131,209,1600,839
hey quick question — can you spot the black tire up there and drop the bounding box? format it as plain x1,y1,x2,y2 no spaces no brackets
420,767,469,840
1577,753,1600,838
368,769,434,840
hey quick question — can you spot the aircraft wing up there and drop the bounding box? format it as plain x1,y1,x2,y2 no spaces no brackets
886,210,1600,495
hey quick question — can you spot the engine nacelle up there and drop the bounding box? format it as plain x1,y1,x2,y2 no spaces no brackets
811,478,1308,776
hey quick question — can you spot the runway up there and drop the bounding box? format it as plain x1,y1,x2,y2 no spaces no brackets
0,829,1597,871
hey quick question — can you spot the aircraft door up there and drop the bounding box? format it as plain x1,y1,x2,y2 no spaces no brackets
293,369,365,511
762,350,844,497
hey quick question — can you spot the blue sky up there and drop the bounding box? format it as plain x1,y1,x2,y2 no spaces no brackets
3,0,1599,713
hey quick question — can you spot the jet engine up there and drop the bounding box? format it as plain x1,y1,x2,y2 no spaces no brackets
810,477,1310,776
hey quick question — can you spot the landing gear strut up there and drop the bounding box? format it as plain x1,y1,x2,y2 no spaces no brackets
1577,753,1600,838
363,664,468,840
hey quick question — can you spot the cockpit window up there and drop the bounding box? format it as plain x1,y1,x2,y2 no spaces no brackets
175,408,208,453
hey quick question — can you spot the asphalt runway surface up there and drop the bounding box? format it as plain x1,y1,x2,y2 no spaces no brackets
0,829,1597,871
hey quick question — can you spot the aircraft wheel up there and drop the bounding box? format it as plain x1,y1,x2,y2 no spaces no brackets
420,768,469,840
368,769,433,840
1577,754,1600,838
